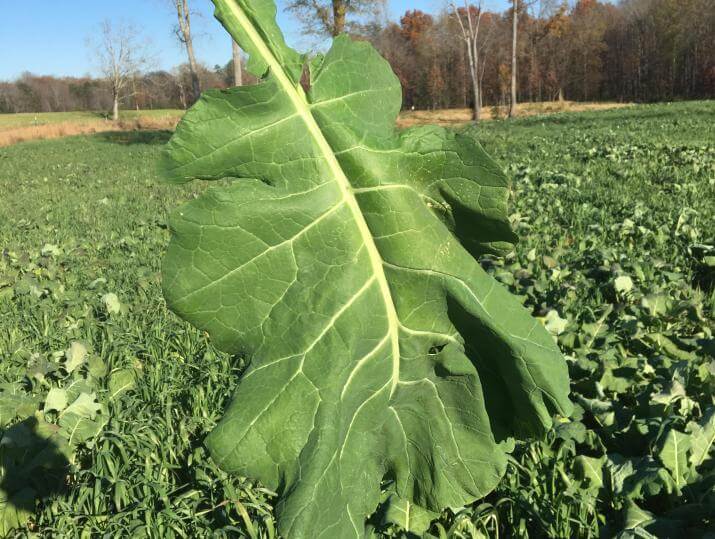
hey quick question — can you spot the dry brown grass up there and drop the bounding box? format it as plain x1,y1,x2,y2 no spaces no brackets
0,101,630,147
0,116,180,147
396,100,631,128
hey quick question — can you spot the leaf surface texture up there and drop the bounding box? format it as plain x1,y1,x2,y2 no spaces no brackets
162,1,572,536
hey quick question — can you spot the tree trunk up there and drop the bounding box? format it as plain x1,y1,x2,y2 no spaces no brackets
176,0,201,102
508,0,517,118
185,37,201,101
332,0,347,37
112,94,119,121
453,2,484,122
132,76,140,110
472,75,480,121
178,81,187,110
529,44,535,102
232,41,243,87
470,59,481,122
583,52,588,100
472,37,480,122
467,49,480,121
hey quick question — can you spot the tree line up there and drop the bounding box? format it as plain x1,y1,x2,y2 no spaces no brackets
369,0,714,113
1,0,712,117
0,64,252,116
0,0,252,119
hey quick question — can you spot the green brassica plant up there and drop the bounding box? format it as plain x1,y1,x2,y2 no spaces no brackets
161,0,572,536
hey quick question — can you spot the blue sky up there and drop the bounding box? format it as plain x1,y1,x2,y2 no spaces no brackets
0,0,512,81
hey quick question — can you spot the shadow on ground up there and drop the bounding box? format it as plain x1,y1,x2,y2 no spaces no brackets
98,130,173,146
0,417,70,529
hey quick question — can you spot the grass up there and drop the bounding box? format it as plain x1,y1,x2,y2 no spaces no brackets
396,100,631,127
0,101,713,537
0,102,620,131
0,101,625,146
0,110,183,147
0,109,183,129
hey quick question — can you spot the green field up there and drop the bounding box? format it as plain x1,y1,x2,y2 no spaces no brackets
0,109,183,130
1,102,713,537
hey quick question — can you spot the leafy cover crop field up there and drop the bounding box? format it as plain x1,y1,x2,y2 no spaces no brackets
0,101,713,537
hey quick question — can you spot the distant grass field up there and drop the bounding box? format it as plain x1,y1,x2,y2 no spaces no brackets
0,109,183,130
0,101,713,537
0,101,627,147
396,100,631,127
0,110,183,147
0,102,622,130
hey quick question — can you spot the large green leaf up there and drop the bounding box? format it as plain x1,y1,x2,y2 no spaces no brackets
380,493,438,535
161,0,572,536
0,384,38,428
656,428,692,489
687,407,715,469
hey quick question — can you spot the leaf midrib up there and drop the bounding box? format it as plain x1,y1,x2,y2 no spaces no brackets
217,0,401,394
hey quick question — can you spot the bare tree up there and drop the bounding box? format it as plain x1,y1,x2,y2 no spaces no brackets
509,0,518,117
286,0,385,38
452,1,491,122
172,0,201,101
91,21,151,121
232,41,243,87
